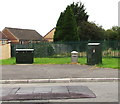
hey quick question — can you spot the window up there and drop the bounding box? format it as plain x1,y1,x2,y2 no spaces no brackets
20,41,24,44
2,40,7,45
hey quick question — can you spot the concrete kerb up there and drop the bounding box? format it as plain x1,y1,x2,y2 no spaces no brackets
0,78,119,84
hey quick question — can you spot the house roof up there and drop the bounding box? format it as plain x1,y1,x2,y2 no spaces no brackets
5,27,44,41
0,31,8,40
44,27,55,39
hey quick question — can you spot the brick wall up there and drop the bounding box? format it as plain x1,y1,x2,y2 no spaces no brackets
44,28,55,42
0,43,11,59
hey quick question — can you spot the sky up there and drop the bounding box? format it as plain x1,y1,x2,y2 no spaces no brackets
0,0,119,36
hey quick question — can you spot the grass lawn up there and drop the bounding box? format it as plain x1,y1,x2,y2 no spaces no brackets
0,57,119,69
0,57,16,65
34,57,71,64
96,58,119,69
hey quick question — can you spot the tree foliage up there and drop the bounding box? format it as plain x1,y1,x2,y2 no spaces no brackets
54,13,64,41
54,2,119,42
78,21,105,41
54,6,79,42
70,2,89,25
54,2,88,42
62,6,79,42
105,26,120,40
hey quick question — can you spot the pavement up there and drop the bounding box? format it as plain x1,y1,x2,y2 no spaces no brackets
1,85,96,101
1,64,119,84
0,82,119,103
0,64,119,103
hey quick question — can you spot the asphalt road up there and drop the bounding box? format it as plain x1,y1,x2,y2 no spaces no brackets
1,82,118,103
2,64,118,80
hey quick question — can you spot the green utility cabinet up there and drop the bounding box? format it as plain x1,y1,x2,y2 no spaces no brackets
16,49,34,64
87,43,102,65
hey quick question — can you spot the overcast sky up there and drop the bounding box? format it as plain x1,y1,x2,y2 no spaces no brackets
0,0,119,36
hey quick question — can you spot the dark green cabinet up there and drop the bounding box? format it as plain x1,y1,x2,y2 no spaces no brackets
87,43,102,65
16,49,34,64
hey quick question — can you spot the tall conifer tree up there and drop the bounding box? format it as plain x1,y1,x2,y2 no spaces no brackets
54,6,79,42
54,13,64,42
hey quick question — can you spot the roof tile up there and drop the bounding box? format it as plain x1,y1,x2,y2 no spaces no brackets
5,27,44,41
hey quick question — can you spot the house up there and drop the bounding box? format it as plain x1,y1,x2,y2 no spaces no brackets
44,28,55,42
0,31,8,45
2,27,45,44
0,31,11,59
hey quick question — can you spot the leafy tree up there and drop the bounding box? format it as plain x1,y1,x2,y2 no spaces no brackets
54,12,64,42
54,2,106,42
78,21,105,41
54,6,79,42
70,2,89,25
112,26,120,40
105,26,120,40
54,2,88,42
62,6,79,42
117,27,120,40
105,29,117,40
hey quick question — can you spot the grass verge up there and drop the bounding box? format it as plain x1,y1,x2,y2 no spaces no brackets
0,57,16,65
96,58,119,69
34,57,71,64
0,57,119,69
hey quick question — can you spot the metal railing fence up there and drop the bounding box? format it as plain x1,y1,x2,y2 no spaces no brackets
11,41,119,58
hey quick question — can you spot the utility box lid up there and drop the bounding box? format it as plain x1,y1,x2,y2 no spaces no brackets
88,43,100,46
71,51,78,54
16,49,34,51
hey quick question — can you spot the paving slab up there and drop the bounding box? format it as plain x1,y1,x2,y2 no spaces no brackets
52,86,68,93
2,88,14,96
1,82,118,102
1,86,96,101
16,88,34,95
67,86,96,98
34,87,51,93
8,88,19,95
